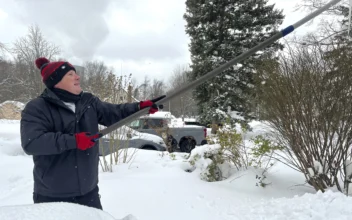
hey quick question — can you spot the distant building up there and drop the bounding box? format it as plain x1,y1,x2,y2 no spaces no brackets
108,85,139,104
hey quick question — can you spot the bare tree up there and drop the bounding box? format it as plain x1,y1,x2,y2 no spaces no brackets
12,24,60,99
134,76,165,101
165,65,197,118
256,35,352,192
295,0,348,17
130,77,141,101
0,42,6,57
81,60,111,99
0,59,15,103
80,60,136,104
294,0,350,45
150,79,165,99
139,76,151,100
133,89,140,100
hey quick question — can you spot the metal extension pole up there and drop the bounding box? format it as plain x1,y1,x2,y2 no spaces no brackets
98,0,342,137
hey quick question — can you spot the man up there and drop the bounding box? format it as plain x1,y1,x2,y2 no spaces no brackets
20,57,163,210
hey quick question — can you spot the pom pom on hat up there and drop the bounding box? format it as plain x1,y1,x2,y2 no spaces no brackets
35,57,50,70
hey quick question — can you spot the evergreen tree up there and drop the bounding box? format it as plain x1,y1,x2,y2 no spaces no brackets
184,0,284,125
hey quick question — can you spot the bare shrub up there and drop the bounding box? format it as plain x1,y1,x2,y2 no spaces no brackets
98,72,139,172
256,35,352,192
99,128,138,172
12,25,60,99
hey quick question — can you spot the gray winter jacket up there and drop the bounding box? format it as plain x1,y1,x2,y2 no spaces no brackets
20,89,139,197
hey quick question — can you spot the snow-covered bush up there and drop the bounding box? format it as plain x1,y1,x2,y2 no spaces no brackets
187,144,228,182
207,123,245,170
188,122,280,183
169,153,176,160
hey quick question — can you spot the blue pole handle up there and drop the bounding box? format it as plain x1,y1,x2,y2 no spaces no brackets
281,25,295,37
92,133,103,142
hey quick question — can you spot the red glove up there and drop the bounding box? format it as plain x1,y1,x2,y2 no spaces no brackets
140,100,158,114
74,132,100,150
140,95,165,114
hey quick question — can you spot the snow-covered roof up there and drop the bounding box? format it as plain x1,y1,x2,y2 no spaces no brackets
183,118,197,122
140,111,175,119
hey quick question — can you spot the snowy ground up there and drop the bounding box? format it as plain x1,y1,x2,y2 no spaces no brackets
0,119,352,220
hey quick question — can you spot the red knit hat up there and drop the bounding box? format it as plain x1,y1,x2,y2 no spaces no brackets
35,57,76,88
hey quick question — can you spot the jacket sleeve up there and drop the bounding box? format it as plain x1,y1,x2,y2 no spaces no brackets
20,100,77,156
94,97,140,127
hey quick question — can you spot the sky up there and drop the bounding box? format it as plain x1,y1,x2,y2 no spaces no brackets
0,0,320,84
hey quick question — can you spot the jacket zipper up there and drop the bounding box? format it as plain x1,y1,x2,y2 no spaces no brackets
74,112,83,195
75,98,93,195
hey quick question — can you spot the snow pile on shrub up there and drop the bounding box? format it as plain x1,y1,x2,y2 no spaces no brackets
187,144,235,181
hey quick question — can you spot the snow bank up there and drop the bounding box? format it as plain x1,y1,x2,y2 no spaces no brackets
0,202,137,220
2,119,352,220
0,120,25,156
233,190,352,220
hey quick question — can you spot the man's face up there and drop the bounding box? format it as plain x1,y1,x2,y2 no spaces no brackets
54,70,82,95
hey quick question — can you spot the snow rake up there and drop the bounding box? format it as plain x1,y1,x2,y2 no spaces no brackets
97,0,344,138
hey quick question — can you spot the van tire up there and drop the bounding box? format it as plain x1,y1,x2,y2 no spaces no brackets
180,138,196,153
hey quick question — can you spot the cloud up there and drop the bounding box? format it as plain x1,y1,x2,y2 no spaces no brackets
0,8,7,19
3,0,190,78
11,0,111,60
96,0,189,61
97,31,187,61
3,0,312,85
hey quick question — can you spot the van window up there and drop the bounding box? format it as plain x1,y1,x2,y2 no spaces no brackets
129,120,141,129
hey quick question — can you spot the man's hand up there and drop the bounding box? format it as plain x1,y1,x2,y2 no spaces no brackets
140,95,165,114
75,132,100,150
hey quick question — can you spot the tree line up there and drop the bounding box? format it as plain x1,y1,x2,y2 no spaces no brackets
0,25,197,118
